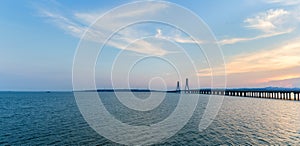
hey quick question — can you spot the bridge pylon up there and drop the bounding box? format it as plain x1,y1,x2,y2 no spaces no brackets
185,78,190,93
176,81,181,93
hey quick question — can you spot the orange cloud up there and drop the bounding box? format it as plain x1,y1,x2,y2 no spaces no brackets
198,38,300,87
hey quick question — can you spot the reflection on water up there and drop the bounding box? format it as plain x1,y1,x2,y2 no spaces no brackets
0,92,300,145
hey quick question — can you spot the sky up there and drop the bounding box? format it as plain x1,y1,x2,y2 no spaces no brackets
0,0,300,91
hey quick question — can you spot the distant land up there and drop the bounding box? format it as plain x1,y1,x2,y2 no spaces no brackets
0,87,299,93
83,87,300,92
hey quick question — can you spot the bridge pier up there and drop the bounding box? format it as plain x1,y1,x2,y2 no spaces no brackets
271,92,274,99
279,92,281,99
285,93,287,100
279,92,282,99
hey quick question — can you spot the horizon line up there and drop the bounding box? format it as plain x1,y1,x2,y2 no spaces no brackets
1,86,300,92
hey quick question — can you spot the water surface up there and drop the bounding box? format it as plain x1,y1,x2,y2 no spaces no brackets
1,92,300,145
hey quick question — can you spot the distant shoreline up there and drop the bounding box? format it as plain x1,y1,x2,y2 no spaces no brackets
1,87,300,93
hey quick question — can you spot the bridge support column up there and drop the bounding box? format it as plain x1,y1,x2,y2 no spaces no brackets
279,92,281,99
278,92,281,99
284,93,287,100
280,92,282,99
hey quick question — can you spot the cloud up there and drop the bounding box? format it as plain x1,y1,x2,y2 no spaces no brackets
37,1,207,56
37,2,172,56
225,38,300,74
265,0,300,5
220,8,297,45
263,77,300,87
244,9,289,33
154,28,204,44
38,9,86,37
219,28,293,45
199,38,300,86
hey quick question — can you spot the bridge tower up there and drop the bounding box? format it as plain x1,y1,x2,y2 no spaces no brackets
176,81,180,93
185,78,190,93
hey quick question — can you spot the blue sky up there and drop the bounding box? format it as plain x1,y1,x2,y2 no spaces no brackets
1,0,300,91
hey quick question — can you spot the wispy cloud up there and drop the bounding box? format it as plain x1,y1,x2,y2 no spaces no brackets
36,1,209,56
154,28,204,44
220,8,297,45
244,9,289,33
219,28,293,45
199,38,300,86
225,38,300,74
263,77,300,87
36,2,173,56
265,0,300,6
38,9,86,37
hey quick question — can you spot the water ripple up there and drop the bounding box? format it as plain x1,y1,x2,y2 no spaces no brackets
1,92,300,145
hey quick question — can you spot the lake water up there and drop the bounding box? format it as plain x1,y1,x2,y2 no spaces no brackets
1,92,300,145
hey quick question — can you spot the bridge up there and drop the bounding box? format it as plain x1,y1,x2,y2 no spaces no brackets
175,79,300,101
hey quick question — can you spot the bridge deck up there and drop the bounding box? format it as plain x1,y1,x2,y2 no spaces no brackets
182,89,300,101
